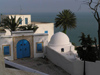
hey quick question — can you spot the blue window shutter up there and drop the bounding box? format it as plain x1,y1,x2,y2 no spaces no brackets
37,43,42,51
19,18,22,24
45,31,48,33
4,46,10,55
25,18,28,24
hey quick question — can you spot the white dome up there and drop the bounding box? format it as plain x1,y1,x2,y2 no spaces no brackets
48,32,71,46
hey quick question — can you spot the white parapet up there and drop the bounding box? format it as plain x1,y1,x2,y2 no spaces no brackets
5,59,49,75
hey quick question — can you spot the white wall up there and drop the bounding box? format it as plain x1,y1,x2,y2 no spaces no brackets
48,45,76,54
5,29,11,35
72,60,100,75
0,37,13,60
34,35,48,58
46,47,73,75
0,32,48,60
0,33,5,36
12,31,34,36
49,45,70,53
47,46,100,75
34,23,54,42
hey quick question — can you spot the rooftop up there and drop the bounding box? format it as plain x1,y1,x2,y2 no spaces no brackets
31,22,53,24
49,32,71,46
12,57,70,75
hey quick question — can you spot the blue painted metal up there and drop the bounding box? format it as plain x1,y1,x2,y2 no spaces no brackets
19,18,22,24
17,39,30,58
25,18,28,24
37,43,42,52
4,46,10,55
44,31,48,33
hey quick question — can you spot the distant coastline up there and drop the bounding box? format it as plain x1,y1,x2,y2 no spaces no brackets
0,12,98,46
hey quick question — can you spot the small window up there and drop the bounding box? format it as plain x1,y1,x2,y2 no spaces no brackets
25,18,28,24
36,42,43,53
19,18,22,24
2,45,11,56
45,31,48,33
61,48,64,52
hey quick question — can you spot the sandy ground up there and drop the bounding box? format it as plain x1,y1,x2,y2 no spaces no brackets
12,57,70,75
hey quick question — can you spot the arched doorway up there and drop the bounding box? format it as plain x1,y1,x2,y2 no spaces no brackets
17,39,30,59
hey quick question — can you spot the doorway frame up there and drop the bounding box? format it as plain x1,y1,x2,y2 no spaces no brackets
16,39,30,58
13,35,34,60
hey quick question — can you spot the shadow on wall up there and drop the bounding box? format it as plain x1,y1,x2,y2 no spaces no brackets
46,46,100,75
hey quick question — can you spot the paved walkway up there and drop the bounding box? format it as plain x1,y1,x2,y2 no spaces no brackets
12,57,70,75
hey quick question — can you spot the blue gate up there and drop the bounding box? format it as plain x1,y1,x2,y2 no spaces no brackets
17,39,30,59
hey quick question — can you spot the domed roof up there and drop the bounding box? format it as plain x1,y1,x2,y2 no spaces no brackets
48,32,71,46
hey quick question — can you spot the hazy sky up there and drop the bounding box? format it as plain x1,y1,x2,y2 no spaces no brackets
0,0,91,13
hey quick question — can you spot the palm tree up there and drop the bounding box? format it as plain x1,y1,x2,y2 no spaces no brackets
79,32,87,46
77,32,98,62
0,16,21,31
79,32,95,47
55,9,76,33
19,24,38,32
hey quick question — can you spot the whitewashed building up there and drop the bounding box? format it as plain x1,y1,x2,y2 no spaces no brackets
0,29,48,60
0,14,54,60
46,32,100,75
46,32,77,75
32,22,54,42
47,32,77,59
1,15,54,41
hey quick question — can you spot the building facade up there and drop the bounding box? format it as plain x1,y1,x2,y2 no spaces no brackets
0,30,48,60
32,22,54,42
1,15,54,42
1,15,31,26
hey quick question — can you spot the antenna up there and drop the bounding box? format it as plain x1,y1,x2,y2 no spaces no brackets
20,5,22,14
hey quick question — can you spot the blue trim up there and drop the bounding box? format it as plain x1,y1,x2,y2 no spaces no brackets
4,46,10,55
25,18,28,24
45,31,48,33
37,43,42,52
19,18,22,24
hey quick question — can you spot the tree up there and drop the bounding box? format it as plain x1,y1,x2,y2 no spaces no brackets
77,32,98,62
79,32,95,47
76,46,97,62
84,0,100,58
0,16,21,31
79,32,87,46
55,9,76,33
19,24,38,32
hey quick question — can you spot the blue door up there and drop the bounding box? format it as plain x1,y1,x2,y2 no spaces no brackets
17,39,30,59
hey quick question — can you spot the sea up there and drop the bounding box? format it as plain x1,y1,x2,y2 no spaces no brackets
0,12,98,46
